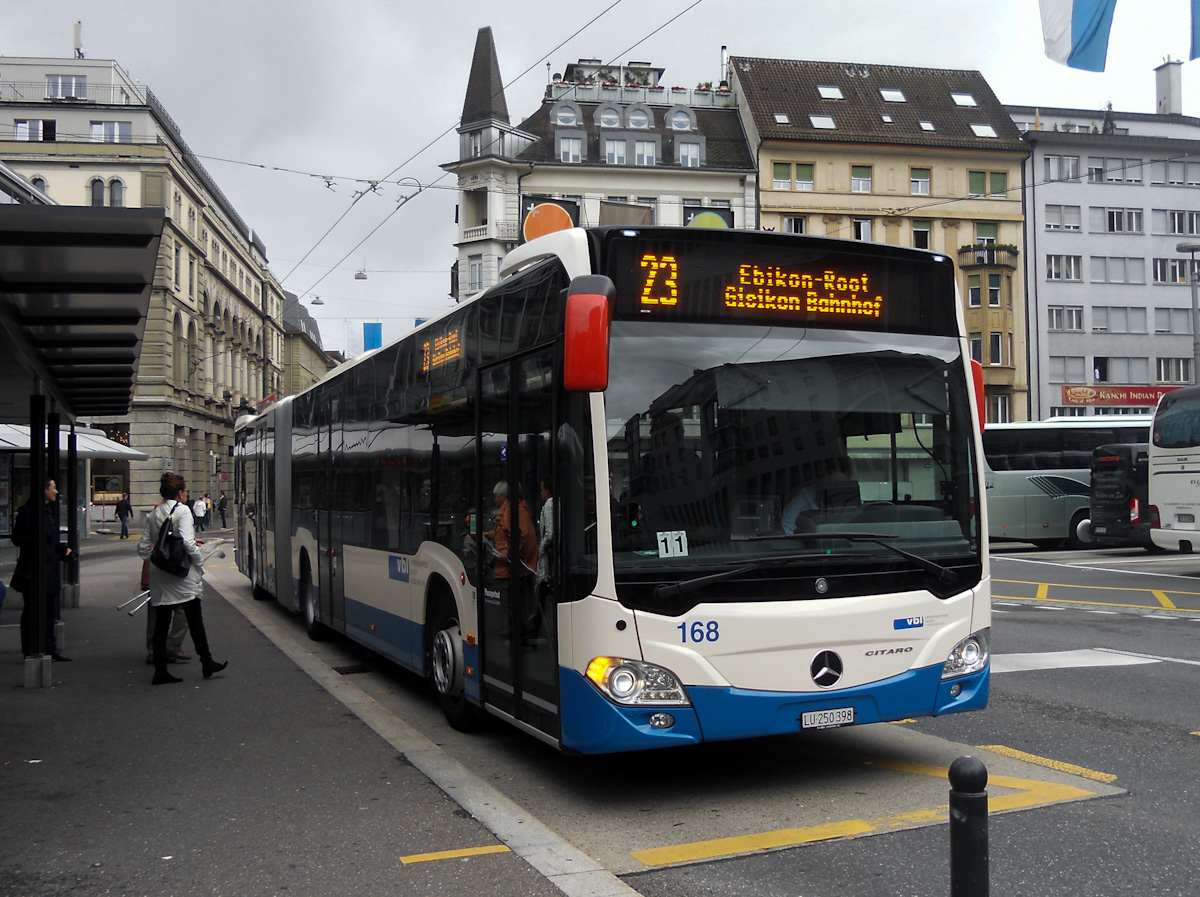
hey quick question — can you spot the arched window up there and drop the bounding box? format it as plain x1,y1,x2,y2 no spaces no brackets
90,179,105,207
109,180,124,208
30,177,48,196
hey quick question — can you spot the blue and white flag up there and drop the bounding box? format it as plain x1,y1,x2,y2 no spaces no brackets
1039,0,1119,71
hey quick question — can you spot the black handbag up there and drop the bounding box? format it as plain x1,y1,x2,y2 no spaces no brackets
150,502,191,577
8,567,30,594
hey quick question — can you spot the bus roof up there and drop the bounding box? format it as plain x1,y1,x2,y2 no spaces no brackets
990,415,1153,430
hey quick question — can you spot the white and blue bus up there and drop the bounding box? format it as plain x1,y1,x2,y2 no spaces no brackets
235,226,991,753
1149,385,1200,552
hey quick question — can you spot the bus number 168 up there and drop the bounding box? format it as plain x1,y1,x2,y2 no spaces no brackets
678,621,720,643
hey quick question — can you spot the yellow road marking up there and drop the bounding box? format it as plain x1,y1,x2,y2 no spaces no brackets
993,594,1200,614
1151,590,1177,609
997,578,1200,597
632,755,1096,867
977,745,1117,783
1036,582,1049,601
400,844,511,864
888,718,917,725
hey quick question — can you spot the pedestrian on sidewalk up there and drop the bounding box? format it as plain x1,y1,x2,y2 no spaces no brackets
12,478,72,662
192,492,208,532
115,492,133,539
217,491,227,528
138,472,227,685
140,555,190,665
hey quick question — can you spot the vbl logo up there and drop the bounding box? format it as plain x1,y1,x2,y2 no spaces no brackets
893,616,924,630
388,556,410,582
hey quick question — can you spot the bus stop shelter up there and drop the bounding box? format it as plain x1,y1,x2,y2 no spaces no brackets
0,204,165,686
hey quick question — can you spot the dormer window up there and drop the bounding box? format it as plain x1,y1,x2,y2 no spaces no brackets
556,106,579,126
671,110,692,130
599,107,620,128
629,108,650,129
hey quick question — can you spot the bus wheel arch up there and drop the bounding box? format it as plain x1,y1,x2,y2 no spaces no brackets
299,550,326,641
1065,508,1091,550
425,578,479,732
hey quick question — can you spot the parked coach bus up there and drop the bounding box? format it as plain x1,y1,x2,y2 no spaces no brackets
235,226,991,753
983,416,1152,549
1077,444,1157,549
1149,385,1200,552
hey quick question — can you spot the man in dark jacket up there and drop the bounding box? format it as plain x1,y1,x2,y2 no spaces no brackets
115,492,133,539
13,479,72,661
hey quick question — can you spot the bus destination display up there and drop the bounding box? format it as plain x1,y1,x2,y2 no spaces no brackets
610,233,956,336
421,328,461,374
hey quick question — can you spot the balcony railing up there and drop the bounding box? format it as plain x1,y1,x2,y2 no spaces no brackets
0,80,149,105
548,83,736,107
462,221,519,242
957,246,1019,270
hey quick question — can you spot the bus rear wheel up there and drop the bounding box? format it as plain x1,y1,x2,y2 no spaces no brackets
1065,509,1091,550
428,594,479,732
300,556,326,641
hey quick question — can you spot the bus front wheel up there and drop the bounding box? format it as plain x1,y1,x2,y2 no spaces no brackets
1065,509,1091,550
428,593,479,732
300,556,326,641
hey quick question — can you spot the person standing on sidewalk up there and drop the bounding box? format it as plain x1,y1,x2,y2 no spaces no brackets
192,492,208,532
138,472,227,685
115,492,133,540
217,492,227,529
12,479,72,662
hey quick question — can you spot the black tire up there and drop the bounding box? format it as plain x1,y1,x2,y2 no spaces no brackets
248,542,271,601
1064,509,1091,550
1143,542,1168,554
300,555,326,641
427,588,479,732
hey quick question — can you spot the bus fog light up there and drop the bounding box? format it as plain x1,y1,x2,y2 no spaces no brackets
950,683,962,697
649,712,675,729
585,657,690,706
942,629,990,679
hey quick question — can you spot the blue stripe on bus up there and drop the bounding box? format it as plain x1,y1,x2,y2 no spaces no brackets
344,597,422,673
557,664,989,753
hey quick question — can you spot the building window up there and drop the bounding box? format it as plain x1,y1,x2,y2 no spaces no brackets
853,218,872,241
991,395,1012,423
599,107,620,128
679,142,700,168
952,92,978,106
970,124,998,138
1048,306,1084,331
988,273,1001,306
969,333,982,363
90,121,133,143
975,222,997,244
880,88,906,102
30,177,47,196
1045,204,1081,231
1099,207,1143,233
912,220,931,249
188,257,196,298
910,167,931,195
773,112,790,124
109,180,124,207
605,139,626,164
45,74,86,99
555,106,578,126
1050,406,1088,417
174,245,182,287
968,274,981,307
990,172,1007,197
810,114,836,129
1047,255,1082,281
467,254,483,292
989,332,1004,365
1049,356,1086,383
14,120,56,142
1157,357,1192,383
559,137,582,163
671,110,692,130
1091,257,1145,285
1153,258,1191,284
628,109,650,129
783,216,806,234
90,179,105,207
794,163,814,191
851,165,872,193
817,85,843,99
968,171,986,196
635,140,656,165
1094,356,1149,384
1155,307,1192,334
467,130,483,157
773,162,791,189
919,120,936,131
1044,154,1081,182
1092,306,1147,334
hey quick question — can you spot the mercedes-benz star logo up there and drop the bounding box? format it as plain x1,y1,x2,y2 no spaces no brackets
810,650,843,688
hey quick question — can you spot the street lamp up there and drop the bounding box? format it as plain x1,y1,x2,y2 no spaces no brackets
1176,242,1200,384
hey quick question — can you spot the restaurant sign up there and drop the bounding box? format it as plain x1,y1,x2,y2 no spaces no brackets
1060,385,1179,406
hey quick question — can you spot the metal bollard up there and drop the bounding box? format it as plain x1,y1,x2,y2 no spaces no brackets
949,755,988,897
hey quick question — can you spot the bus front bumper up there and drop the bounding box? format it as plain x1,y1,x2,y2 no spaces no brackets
558,663,989,754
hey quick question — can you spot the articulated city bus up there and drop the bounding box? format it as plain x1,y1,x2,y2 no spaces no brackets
983,416,1152,549
1149,385,1200,552
236,226,990,753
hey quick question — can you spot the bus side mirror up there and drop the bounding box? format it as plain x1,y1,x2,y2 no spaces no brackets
970,359,985,432
564,275,615,392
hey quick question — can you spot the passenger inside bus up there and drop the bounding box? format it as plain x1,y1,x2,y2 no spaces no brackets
781,455,858,534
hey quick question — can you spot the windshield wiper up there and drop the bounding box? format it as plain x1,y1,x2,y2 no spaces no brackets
652,553,819,600
753,532,958,586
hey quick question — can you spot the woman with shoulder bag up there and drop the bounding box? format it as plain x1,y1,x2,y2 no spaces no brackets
136,472,228,685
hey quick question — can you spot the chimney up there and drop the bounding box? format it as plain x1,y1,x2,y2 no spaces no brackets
1156,59,1183,115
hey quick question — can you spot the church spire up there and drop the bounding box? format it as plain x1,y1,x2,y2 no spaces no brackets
461,26,509,127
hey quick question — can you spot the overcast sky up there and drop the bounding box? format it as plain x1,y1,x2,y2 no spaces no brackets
5,0,1199,353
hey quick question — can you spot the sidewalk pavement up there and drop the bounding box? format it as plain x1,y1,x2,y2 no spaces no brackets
0,530,563,897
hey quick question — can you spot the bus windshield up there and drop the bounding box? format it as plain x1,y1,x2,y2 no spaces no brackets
1153,392,1200,448
602,321,980,602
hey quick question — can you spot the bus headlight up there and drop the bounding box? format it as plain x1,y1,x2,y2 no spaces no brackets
942,629,990,679
585,657,691,706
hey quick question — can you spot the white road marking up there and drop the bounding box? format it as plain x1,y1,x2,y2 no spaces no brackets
992,649,1161,674
1096,647,1200,668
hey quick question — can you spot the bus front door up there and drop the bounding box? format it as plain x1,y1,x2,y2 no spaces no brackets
318,386,346,633
477,351,560,743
